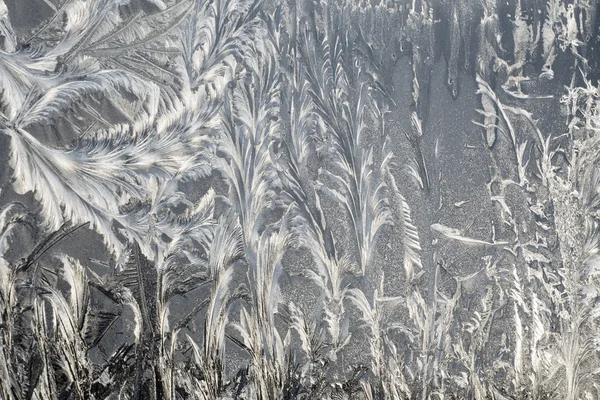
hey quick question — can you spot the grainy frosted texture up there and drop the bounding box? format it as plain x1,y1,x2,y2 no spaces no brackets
0,0,599,399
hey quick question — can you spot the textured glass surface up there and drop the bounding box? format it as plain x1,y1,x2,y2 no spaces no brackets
0,0,599,398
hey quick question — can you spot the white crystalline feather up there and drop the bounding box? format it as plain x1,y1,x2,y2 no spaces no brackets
208,215,243,279
6,108,207,256
346,288,377,334
8,126,125,253
386,169,422,283
286,302,313,359
121,287,143,343
57,254,90,327
204,265,234,358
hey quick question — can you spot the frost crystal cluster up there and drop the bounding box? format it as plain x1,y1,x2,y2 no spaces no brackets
1,0,600,399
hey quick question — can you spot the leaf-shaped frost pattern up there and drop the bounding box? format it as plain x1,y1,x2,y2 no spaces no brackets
2,0,600,399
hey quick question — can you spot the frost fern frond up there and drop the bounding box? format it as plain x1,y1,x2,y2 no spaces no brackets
385,167,422,286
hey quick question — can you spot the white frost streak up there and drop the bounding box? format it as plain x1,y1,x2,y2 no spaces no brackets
431,223,509,247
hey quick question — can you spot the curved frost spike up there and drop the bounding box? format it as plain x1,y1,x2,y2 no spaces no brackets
285,302,317,359
202,265,234,368
120,286,143,344
248,229,292,332
57,254,90,330
155,187,216,267
386,168,422,287
208,213,243,279
357,146,393,271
